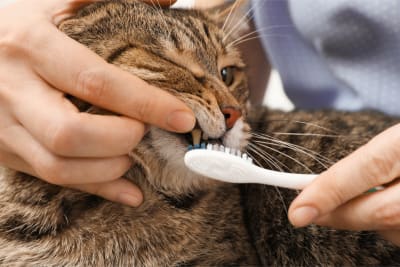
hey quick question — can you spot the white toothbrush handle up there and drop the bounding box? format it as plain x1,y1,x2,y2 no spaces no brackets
184,149,317,190
246,164,317,189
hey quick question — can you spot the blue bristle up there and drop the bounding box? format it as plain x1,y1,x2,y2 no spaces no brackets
194,144,201,149
201,143,206,149
188,145,193,151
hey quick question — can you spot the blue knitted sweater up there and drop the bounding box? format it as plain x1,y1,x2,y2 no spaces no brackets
253,0,400,115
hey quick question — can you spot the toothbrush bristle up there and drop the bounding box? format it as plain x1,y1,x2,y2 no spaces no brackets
189,142,253,164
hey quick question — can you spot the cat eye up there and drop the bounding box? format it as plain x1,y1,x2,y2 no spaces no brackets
220,66,235,87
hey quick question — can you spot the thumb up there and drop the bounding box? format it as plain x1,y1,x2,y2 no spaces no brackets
288,123,400,227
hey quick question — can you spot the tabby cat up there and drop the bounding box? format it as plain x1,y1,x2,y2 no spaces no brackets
0,1,399,266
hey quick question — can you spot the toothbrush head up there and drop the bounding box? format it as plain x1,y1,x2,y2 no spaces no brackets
188,143,253,162
184,143,255,183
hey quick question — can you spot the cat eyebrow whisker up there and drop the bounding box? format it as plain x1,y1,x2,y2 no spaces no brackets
222,0,241,33
230,34,293,47
223,0,262,43
148,0,171,36
227,25,294,48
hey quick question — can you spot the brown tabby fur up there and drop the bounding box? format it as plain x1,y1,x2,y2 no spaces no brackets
0,1,399,266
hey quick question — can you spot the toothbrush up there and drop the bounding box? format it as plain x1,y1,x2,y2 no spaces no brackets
184,144,385,192
184,143,317,190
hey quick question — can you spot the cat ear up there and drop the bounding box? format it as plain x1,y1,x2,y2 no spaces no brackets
207,0,251,40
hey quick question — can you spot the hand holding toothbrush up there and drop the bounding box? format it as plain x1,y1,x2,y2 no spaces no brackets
289,123,400,246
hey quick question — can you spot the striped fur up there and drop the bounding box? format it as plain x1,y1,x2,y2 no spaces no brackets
0,1,258,266
0,1,399,266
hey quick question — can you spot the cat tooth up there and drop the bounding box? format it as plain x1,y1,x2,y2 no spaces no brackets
202,132,209,141
191,129,202,146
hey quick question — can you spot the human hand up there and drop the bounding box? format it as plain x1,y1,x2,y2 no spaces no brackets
288,123,400,246
0,0,194,207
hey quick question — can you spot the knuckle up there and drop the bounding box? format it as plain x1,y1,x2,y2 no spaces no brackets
374,202,400,229
0,25,38,57
46,116,80,155
363,148,394,186
127,123,146,149
0,33,25,57
321,169,350,207
328,183,349,207
136,97,155,121
75,68,109,103
89,184,105,197
34,156,68,185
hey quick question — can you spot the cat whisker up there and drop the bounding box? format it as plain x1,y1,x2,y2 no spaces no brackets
255,135,332,163
247,144,281,171
247,143,288,171
252,133,333,167
221,0,241,32
251,140,315,173
252,140,330,169
227,25,294,47
246,150,275,173
148,0,171,35
252,132,335,160
250,142,296,172
273,186,288,216
262,119,339,134
271,132,341,138
222,0,263,43
251,132,334,165
229,33,292,47
245,150,291,215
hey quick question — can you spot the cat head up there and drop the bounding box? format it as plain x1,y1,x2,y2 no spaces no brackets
60,0,251,194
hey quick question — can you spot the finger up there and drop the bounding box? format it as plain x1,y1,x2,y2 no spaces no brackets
13,82,146,157
378,230,400,247
289,124,400,227
30,24,195,133
314,181,400,231
0,149,36,176
69,178,143,207
2,124,131,185
0,150,143,207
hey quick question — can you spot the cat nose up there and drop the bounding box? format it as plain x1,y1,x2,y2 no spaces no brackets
222,106,242,130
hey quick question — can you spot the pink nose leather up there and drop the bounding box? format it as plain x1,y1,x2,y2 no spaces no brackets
222,107,242,129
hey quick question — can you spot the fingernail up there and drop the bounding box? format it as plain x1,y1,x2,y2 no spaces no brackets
167,110,196,132
118,193,142,207
290,206,319,228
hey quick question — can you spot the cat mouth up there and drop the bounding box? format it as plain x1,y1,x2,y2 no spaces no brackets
184,123,223,149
